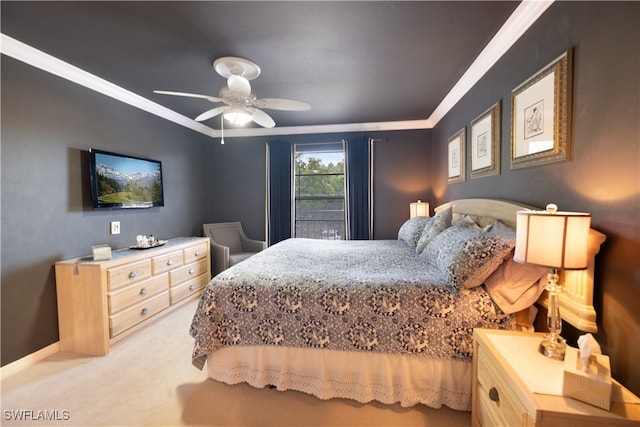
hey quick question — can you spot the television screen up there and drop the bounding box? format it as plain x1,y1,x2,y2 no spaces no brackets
89,149,164,209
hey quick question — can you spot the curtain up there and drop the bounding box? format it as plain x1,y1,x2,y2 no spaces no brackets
346,136,372,240
266,140,292,245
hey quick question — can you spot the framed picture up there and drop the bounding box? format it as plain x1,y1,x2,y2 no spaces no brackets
448,128,466,184
471,100,501,179
511,50,572,169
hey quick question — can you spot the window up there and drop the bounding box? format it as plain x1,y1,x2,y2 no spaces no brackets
293,142,346,240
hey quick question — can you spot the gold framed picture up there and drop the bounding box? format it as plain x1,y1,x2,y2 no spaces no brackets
448,128,466,184
471,100,501,179
511,50,572,169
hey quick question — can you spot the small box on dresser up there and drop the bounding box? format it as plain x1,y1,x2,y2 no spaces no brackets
472,328,640,427
55,237,210,356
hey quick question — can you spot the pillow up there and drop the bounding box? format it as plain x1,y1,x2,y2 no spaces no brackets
422,224,515,290
484,259,548,313
415,206,452,254
486,219,517,239
452,213,495,229
455,214,484,230
397,216,430,250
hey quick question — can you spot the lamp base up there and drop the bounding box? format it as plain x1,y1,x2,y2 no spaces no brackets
539,334,567,360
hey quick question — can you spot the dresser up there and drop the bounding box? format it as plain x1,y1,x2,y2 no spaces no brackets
55,237,210,356
472,328,640,427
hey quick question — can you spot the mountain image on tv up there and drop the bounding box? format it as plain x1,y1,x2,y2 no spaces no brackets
95,158,163,205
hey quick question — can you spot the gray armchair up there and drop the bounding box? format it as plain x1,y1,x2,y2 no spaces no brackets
203,222,266,275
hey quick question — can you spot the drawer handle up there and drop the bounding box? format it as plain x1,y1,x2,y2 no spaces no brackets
489,387,499,402
194,251,200,257
167,259,174,266
140,287,147,295
189,284,195,291
189,268,195,275
141,307,149,316
129,271,137,279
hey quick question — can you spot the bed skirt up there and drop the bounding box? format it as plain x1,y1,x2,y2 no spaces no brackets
205,345,472,410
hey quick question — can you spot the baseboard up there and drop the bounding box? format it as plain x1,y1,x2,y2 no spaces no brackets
0,341,60,378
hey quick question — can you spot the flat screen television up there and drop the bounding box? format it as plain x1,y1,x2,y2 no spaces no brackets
89,148,164,209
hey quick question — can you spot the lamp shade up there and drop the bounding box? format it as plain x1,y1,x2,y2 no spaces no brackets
410,200,429,218
514,206,591,270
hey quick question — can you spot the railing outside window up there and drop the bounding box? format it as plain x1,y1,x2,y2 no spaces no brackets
293,143,346,240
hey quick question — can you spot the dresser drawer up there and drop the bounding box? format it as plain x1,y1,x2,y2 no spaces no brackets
169,258,208,287
476,344,532,427
109,291,169,337
184,242,208,264
151,250,184,275
107,259,152,291
169,274,209,304
108,274,169,314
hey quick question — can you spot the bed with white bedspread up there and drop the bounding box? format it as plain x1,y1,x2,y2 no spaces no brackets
189,199,605,410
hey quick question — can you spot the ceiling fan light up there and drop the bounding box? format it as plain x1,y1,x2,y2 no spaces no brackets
223,107,254,126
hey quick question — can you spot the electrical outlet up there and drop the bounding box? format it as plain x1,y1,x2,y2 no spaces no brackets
110,221,121,235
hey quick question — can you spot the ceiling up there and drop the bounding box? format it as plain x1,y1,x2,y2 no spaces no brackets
1,1,535,138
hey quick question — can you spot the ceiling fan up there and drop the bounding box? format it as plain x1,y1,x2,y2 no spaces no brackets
154,56,310,128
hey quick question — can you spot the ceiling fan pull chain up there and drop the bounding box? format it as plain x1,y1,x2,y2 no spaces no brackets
220,115,225,145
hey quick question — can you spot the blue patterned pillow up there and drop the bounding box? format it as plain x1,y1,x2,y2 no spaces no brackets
415,206,452,255
397,216,430,250
422,224,515,290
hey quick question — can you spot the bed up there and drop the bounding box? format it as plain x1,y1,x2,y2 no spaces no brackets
189,199,605,410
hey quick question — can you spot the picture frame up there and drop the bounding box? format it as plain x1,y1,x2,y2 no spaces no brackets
510,50,572,170
471,100,501,179
447,128,466,184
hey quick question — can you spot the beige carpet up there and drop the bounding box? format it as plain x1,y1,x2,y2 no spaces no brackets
1,299,471,427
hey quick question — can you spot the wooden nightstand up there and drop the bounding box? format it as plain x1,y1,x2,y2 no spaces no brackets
472,329,640,427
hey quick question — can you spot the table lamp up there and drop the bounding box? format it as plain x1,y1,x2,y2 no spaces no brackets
410,200,429,218
514,204,591,360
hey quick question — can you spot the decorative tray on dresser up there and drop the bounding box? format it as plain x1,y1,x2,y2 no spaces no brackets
55,237,210,356
472,328,640,427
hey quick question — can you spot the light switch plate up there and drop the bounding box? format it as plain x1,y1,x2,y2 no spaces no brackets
110,221,121,235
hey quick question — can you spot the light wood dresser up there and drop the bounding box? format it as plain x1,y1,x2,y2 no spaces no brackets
472,328,640,427
55,237,210,356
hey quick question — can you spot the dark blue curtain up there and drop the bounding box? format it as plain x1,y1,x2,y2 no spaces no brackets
267,140,292,245
346,136,372,240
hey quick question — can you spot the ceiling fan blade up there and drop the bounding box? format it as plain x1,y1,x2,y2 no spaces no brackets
154,90,223,103
251,109,276,128
255,98,311,111
227,75,251,96
195,105,230,122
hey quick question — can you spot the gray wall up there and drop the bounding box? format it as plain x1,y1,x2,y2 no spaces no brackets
431,2,639,393
1,57,212,364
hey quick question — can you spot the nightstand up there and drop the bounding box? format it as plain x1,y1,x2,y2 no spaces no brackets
472,329,640,427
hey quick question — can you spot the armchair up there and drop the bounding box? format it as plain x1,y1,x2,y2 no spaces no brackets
203,222,267,275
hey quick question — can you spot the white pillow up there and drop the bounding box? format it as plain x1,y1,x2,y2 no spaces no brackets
486,219,517,239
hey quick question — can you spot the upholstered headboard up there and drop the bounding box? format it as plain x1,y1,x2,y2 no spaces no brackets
435,198,606,333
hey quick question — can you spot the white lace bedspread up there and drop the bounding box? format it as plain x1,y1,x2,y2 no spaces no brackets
190,238,515,371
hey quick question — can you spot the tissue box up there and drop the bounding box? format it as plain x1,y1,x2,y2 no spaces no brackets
562,346,612,410
92,245,112,261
